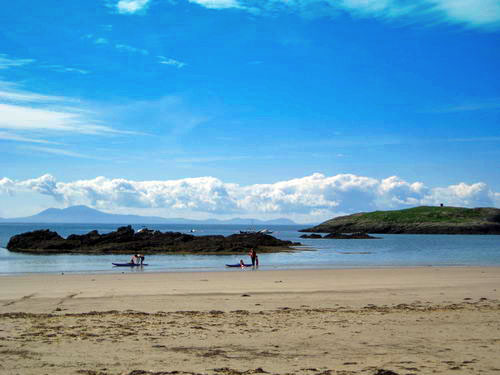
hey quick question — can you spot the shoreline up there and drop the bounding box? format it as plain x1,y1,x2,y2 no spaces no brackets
2,262,500,277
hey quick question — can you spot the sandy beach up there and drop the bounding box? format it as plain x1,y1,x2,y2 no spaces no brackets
1,267,500,374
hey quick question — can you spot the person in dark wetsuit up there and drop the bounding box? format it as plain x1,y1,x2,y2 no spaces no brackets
138,254,145,265
249,248,258,267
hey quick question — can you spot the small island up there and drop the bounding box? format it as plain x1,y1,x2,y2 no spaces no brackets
301,206,500,234
6,226,301,255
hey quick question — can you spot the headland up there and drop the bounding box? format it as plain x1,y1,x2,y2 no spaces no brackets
301,206,500,234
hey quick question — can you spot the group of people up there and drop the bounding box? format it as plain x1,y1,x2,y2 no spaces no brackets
130,254,145,265
129,249,256,268
239,248,259,268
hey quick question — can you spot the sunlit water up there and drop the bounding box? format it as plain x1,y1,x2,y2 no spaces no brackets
0,223,499,275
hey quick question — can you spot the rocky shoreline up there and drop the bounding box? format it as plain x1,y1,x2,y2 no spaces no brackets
6,226,301,255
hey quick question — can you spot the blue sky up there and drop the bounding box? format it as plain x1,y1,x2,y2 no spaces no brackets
0,0,499,222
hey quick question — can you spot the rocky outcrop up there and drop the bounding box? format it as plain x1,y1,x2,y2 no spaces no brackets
6,226,301,254
300,234,323,239
301,206,500,234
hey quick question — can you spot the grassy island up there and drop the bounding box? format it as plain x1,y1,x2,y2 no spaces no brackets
301,206,500,234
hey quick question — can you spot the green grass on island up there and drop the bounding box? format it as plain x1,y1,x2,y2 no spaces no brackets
351,206,489,224
302,206,500,234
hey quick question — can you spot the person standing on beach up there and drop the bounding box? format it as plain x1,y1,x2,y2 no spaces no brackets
138,254,145,265
249,248,258,267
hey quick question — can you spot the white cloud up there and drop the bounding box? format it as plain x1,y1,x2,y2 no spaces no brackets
116,0,151,14
0,89,72,103
1,173,497,221
189,0,242,9
111,0,500,29
100,95,209,137
21,146,96,159
0,54,35,69
94,37,109,45
1,53,89,75
0,103,122,135
169,0,500,29
420,182,494,207
431,0,500,26
43,64,90,74
0,84,139,138
158,57,186,68
0,131,59,145
115,43,149,55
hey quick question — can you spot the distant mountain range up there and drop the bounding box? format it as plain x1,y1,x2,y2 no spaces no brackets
0,205,298,225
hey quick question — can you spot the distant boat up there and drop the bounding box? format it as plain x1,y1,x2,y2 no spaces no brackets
258,229,273,234
240,229,273,234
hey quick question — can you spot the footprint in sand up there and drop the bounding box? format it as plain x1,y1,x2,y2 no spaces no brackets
3,293,37,307
56,292,81,306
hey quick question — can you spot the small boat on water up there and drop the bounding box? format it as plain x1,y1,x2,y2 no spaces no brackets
240,229,273,234
258,229,273,234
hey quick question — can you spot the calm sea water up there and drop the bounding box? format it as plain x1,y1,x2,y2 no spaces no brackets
0,223,499,275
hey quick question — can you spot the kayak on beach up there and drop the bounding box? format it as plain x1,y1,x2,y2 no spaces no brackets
112,263,149,267
225,263,253,268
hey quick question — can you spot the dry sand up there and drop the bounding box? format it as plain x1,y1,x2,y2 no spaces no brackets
1,267,500,375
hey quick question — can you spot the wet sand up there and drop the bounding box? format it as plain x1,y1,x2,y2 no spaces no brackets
1,267,500,374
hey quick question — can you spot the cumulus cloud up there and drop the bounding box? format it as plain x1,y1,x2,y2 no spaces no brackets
421,182,494,207
1,173,498,221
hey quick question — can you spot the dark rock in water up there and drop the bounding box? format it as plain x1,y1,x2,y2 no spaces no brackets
6,229,65,250
323,232,379,239
6,225,301,255
300,233,323,239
